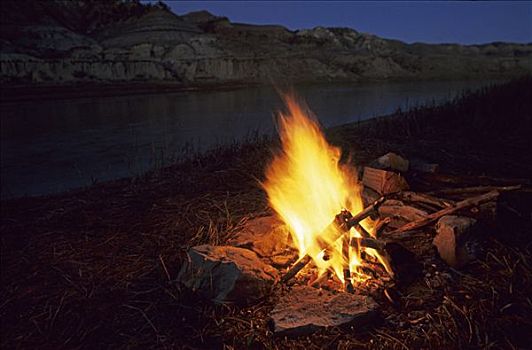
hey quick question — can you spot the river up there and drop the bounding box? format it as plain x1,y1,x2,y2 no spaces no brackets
0,80,498,198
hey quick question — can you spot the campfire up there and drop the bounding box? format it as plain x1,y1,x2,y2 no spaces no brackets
177,94,522,336
262,95,390,291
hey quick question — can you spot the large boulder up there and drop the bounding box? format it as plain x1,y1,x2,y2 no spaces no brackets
177,245,279,306
270,286,378,336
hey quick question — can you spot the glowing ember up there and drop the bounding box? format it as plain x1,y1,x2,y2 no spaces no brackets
263,94,374,285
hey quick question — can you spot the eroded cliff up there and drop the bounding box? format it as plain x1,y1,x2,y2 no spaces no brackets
1,0,530,86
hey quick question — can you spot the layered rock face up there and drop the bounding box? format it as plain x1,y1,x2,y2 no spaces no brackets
1,1,531,86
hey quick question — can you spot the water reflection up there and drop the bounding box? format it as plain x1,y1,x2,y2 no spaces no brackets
1,80,495,198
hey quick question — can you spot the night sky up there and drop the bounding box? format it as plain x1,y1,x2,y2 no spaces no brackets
155,1,531,45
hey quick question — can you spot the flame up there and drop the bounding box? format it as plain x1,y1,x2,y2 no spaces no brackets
263,95,373,285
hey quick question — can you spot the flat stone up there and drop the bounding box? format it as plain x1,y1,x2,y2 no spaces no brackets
177,245,279,306
228,216,297,259
270,286,378,337
267,253,298,269
433,215,478,268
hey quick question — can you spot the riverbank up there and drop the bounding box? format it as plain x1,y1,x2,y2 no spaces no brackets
0,80,261,103
0,77,510,103
1,78,531,349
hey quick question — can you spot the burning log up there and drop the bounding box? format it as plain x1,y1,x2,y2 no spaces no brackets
351,237,387,251
388,190,500,234
372,217,391,238
280,255,313,284
351,238,421,282
280,197,385,284
342,232,354,293
354,223,371,238
345,197,386,228
350,237,394,278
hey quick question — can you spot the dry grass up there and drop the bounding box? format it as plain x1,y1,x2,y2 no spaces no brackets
1,79,531,349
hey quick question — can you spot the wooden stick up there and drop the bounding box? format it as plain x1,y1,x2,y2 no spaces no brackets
351,237,387,251
428,185,521,196
350,238,395,278
388,190,500,234
354,223,371,238
397,191,454,208
417,172,531,186
280,254,312,283
345,197,385,228
342,232,354,293
373,217,391,238
280,197,385,284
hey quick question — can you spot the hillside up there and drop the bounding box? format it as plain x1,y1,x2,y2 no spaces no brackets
1,0,531,87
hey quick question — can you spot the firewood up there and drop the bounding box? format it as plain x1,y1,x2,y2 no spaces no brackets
280,255,312,284
350,238,395,278
428,185,521,196
387,190,500,234
354,223,371,238
363,167,409,194
417,172,531,186
350,237,387,251
280,197,386,284
396,191,454,209
378,200,429,226
372,217,391,238
342,232,354,293
345,196,386,228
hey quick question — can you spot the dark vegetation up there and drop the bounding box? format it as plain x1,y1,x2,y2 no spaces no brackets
330,77,532,178
1,78,531,349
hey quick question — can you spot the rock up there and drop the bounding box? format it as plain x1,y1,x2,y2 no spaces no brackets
378,200,428,228
362,167,409,195
433,215,478,268
2,1,531,86
228,216,296,259
373,152,409,172
268,253,297,269
98,9,202,48
270,286,378,336
177,245,279,306
410,158,440,173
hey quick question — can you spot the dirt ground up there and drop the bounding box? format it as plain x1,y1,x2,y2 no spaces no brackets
1,79,531,349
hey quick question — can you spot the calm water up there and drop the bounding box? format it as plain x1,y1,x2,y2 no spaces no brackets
1,80,496,198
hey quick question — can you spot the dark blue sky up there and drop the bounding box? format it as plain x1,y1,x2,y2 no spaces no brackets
154,1,531,44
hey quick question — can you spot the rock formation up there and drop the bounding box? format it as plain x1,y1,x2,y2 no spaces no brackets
1,0,531,87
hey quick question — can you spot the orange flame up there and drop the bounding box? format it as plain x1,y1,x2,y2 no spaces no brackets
263,95,371,284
